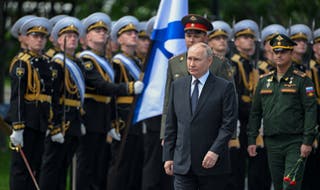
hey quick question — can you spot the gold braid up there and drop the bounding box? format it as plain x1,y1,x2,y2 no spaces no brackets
65,70,78,94
83,55,111,82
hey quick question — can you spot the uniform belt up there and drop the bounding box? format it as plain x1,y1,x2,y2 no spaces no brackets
85,93,111,103
241,95,252,103
24,94,52,103
116,96,134,104
59,98,80,107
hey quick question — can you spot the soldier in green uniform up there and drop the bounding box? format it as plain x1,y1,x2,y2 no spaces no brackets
301,27,320,190
160,14,234,140
288,24,312,73
247,34,317,190
247,24,288,190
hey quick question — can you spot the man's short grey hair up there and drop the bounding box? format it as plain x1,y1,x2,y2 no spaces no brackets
189,42,213,58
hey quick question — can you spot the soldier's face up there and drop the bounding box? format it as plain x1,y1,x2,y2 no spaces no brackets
263,41,273,61
235,34,255,54
187,44,212,78
208,35,228,55
27,33,47,52
312,42,320,59
185,30,207,49
58,32,79,53
136,37,150,55
118,30,138,47
293,38,308,54
87,27,108,45
273,49,292,67
18,35,29,49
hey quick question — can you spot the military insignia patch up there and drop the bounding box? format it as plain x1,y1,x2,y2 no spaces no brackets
51,69,58,78
16,67,25,77
305,86,315,97
84,61,93,70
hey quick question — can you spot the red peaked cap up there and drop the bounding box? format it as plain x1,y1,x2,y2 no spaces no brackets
181,14,213,32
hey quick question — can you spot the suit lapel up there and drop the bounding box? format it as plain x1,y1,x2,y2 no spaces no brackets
192,74,215,119
183,76,193,118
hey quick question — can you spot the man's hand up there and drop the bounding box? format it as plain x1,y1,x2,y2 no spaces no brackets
247,145,257,157
202,151,219,169
164,160,174,175
300,144,312,158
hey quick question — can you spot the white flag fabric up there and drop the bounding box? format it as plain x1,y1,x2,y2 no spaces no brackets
133,0,188,123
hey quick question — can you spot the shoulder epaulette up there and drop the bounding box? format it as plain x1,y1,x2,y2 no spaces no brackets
258,61,268,70
52,58,64,66
9,53,31,73
260,71,274,78
112,58,122,65
309,60,316,69
75,52,81,59
169,53,185,62
45,48,56,58
231,54,241,62
293,69,306,78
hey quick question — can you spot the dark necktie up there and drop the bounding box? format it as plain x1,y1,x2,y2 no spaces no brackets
191,79,199,114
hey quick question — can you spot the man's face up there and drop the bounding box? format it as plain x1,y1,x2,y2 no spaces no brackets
185,30,207,49
293,38,308,54
187,44,212,78
263,41,273,61
26,33,47,52
313,42,320,59
18,35,29,49
118,30,138,47
273,49,292,68
58,32,79,52
87,27,108,45
136,37,150,54
235,34,255,54
208,35,228,54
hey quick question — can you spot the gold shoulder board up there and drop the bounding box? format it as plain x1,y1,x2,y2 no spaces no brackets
293,69,306,78
260,71,274,78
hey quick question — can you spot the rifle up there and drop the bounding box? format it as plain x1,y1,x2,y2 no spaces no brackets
62,36,67,135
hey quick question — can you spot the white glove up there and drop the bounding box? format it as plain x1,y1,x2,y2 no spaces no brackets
80,124,86,135
134,81,144,94
10,130,24,147
107,128,121,141
51,133,65,144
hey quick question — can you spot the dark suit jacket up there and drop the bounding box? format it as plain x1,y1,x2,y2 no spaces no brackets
163,73,237,176
160,53,235,139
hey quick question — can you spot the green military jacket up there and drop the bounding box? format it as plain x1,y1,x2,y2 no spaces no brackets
247,65,317,146
160,52,234,138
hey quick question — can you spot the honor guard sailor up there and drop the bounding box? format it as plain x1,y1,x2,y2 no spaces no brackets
39,16,86,190
7,16,62,190
76,12,144,190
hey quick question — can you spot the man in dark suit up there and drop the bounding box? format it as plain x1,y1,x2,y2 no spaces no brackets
163,42,237,190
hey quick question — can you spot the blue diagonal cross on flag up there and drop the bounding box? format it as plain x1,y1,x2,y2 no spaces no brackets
133,0,188,123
